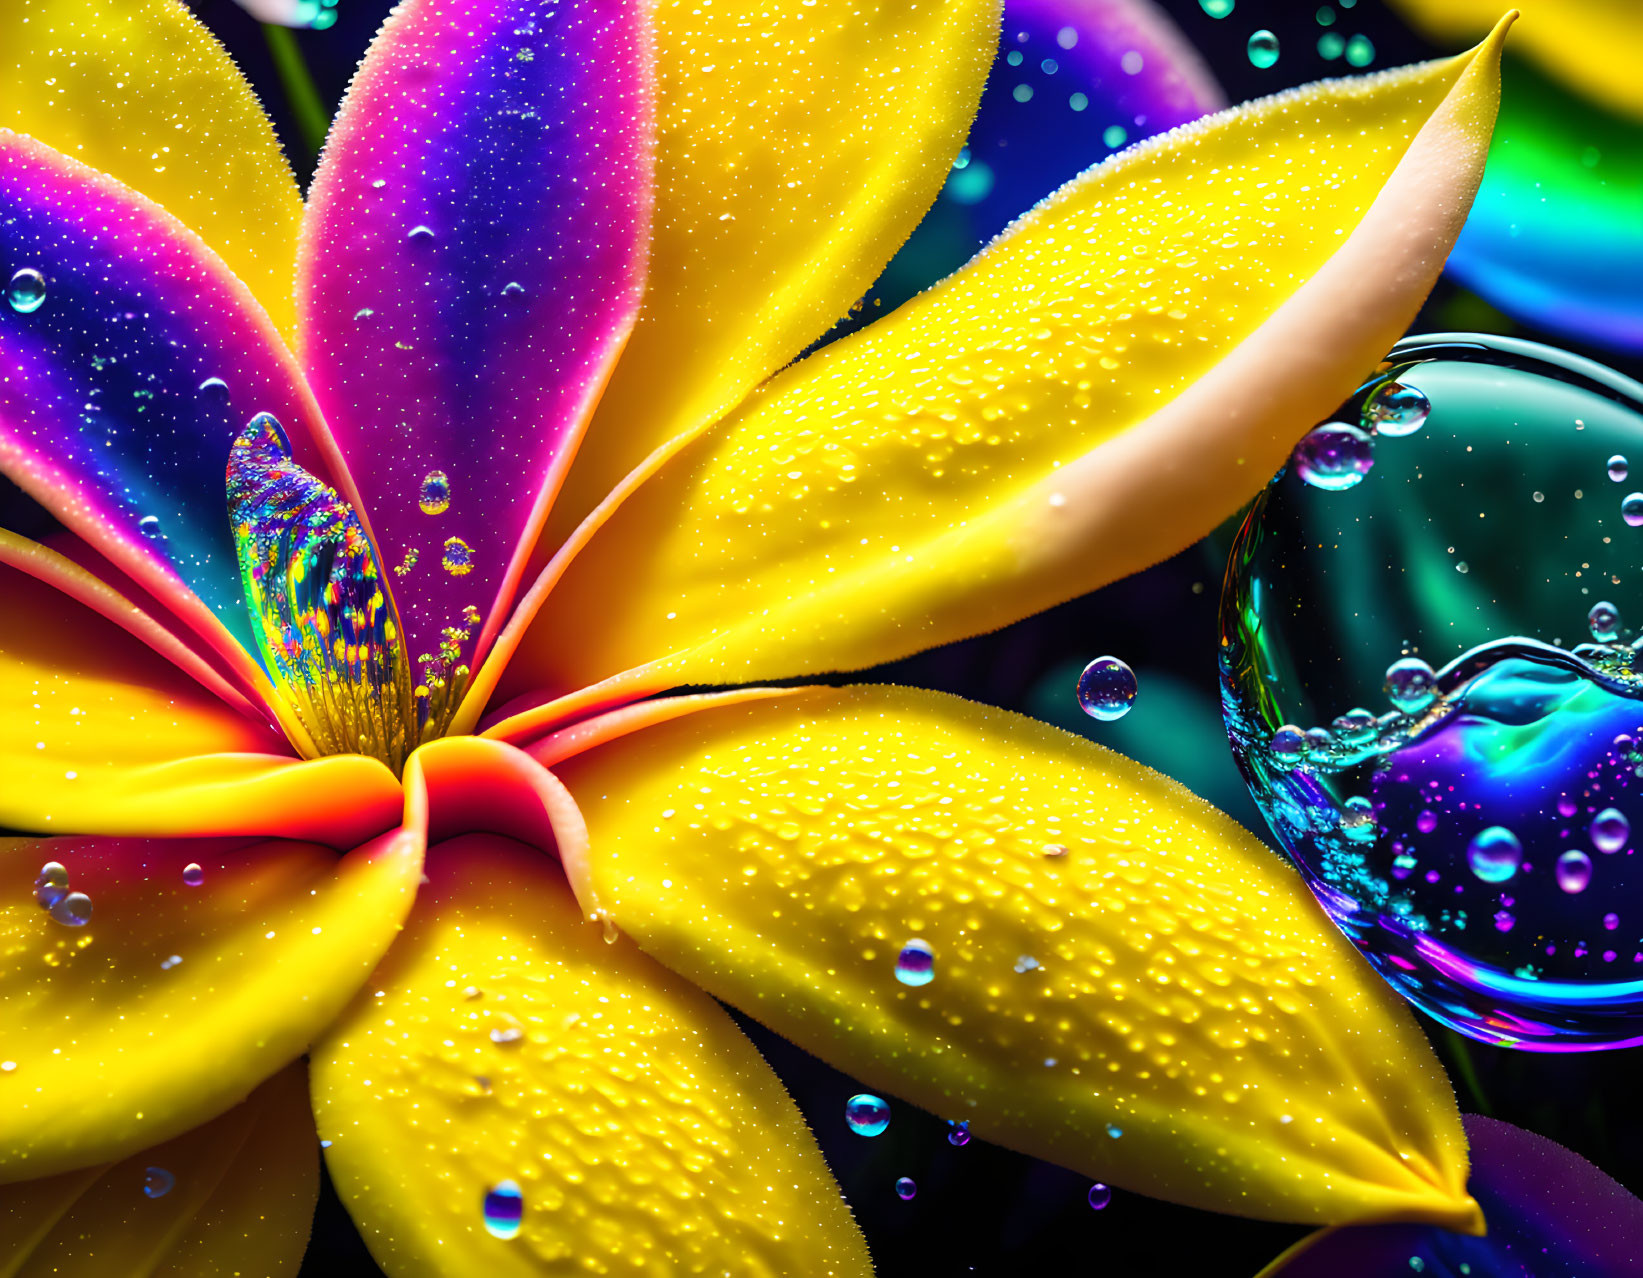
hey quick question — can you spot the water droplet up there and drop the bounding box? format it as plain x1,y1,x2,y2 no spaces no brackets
1269,724,1307,766
1609,455,1629,483
1088,1182,1112,1210
1384,658,1436,714
418,470,451,515
1221,334,1643,1045
441,537,474,576
1014,954,1040,973
1622,493,1643,527
1344,33,1375,67
894,938,934,986
407,225,436,242
50,892,92,927
1557,850,1593,894
138,515,163,540
1589,601,1622,642
482,1180,523,1239
1591,808,1630,854
1198,0,1233,16
198,377,230,405
7,268,46,314
1363,382,1429,437
946,1120,971,1147
1105,1124,1123,1139
1102,124,1127,149
1076,655,1137,721
1246,29,1279,68
143,1166,174,1199
845,1094,891,1137
182,862,204,887
501,281,525,299
1293,423,1374,491
1041,842,1069,858
895,1176,917,1200
35,862,67,889
489,1021,524,1046
1467,826,1522,883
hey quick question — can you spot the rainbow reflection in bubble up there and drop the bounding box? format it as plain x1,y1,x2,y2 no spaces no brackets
1222,334,1643,1049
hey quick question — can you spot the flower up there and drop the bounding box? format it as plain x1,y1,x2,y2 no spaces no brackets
0,0,1511,1269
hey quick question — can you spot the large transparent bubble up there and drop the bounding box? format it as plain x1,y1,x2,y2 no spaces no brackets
1221,334,1643,1050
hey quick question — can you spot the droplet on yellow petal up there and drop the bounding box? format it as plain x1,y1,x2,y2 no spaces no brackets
311,835,871,1278
552,685,1483,1230
0,0,305,337
0,1063,317,1277
495,19,1511,709
0,824,422,1182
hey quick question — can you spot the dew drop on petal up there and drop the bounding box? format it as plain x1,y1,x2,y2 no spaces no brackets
482,1180,523,1239
1293,423,1374,491
1246,29,1279,68
894,938,934,986
182,862,204,887
418,470,451,515
6,268,46,313
1076,656,1137,721
441,537,474,576
142,1166,174,1199
1363,381,1429,437
1557,849,1593,894
1591,808,1630,854
1088,1182,1112,1210
1269,724,1307,766
895,1177,917,1201
845,1094,891,1137
49,892,92,927
1384,658,1436,714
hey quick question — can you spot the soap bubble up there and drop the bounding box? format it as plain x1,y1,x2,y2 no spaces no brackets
1221,334,1643,1048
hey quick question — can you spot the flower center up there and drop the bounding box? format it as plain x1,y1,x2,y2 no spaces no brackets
227,413,460,770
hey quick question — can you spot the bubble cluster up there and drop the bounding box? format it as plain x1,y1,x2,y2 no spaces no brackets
1222,335,1643,1047
33,862,90,927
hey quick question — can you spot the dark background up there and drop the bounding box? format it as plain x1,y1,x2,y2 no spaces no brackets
20,0,1643,1272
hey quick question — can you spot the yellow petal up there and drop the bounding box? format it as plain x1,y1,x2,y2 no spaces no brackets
0,1063,317,1278
536,0,1000,555
0,558,399,842
552,685,1481,1230
311,835,871,1278
1391,1,1637,118
0,821,423,1182
491,21,1510,709
0,0,305,337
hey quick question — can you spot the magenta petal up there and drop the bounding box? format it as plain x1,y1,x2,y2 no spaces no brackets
297,0,652,681
0,133,339,669
1265,1115,1643,1277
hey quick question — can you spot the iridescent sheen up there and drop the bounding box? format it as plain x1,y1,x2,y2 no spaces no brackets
1223,335,1643,1049
227,413,414,768
298,0,651,692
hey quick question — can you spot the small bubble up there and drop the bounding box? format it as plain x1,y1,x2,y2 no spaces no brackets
6,268,46,314
142,1166,175,1199
1246,29,1279,68
947,1120,971,1147
1102,124,1127,149
1556,850,1593,894
1076,655,1137,721
1198,0,1233,15
482,1180,523,1239
1344,33,1375,67
1333,707,1378,744
1416,810,1438,834
1609,454,1629,483
1294,423,1373,490
442,537,474,576
489,1022,524,1046
1467,826,1522,883
1363,382,1430,437
1589,601,1622,642
895,1177,917,1200
1270,725,1307,765
419,470,452,515
1014,955,1040,973
407,225,436,242
49,892,92,927
1088,1183,1112,1210
138,515,163,540
1591,808,1630,854
182,862,204,887
1105,1124,1123,1139
1622,493,1643,527
197,377,230,405
845,1094,891,1137
1384,658,1436,714
1318,31,1345,59
501,281,525,299
895,938,934,986
1041,842,1069,858
1605,912,1621,930
35,862,68,889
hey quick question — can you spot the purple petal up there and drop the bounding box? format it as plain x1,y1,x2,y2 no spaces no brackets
298,0,651,686
0,132,341,672
1263,1115,1643,1277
